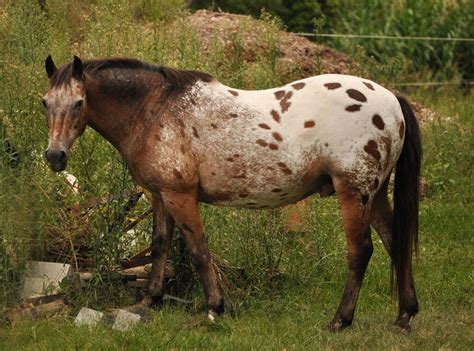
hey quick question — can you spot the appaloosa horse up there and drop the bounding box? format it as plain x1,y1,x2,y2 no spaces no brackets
42,56,421,331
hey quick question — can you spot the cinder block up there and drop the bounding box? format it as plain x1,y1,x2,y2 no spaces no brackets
74,307,104,327
21,261,73,300
112,310,141,331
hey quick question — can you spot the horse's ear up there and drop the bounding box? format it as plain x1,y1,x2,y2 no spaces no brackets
45,55,57,78
72,55,83,81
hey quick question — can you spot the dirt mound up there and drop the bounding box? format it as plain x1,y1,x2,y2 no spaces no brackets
188,10,355,76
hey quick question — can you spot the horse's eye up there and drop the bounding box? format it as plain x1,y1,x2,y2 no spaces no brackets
73,100,83,110
41,99,47,108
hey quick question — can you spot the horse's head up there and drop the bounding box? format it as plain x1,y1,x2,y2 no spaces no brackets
43,55,87,172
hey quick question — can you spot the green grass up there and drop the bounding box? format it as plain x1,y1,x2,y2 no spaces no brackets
1,89,472,350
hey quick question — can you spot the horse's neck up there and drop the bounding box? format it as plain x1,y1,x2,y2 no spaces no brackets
85,88,146,154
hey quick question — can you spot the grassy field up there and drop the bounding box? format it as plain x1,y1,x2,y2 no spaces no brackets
0,1,473,349
1,88,472,350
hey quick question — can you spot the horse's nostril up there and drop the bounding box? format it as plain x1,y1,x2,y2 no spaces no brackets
59,151,66,160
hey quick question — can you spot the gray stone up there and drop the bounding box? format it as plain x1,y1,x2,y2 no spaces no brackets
112,310,141,331
74,307,104,327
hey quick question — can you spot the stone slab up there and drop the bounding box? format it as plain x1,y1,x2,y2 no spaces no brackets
74,307,104,327
112,310,141,331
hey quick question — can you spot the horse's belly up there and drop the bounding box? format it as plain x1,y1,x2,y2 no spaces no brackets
197,160,332,209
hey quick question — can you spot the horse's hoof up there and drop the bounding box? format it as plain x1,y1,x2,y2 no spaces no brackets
394,313,412,332
328,317,351,332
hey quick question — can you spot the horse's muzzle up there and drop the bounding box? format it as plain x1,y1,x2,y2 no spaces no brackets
45,149,68,172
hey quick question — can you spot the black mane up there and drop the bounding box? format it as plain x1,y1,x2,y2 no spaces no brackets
49,58,213,93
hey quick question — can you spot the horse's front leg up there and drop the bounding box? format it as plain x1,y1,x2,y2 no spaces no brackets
160,189,224,319
147,194,175,303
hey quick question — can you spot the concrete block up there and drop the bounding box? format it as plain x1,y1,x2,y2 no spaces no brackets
74,307,104,327
112,310,141,331
21,261,73,300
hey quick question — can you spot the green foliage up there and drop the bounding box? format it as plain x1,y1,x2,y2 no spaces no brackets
325,0,474,81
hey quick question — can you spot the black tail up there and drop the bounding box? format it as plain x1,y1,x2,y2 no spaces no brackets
393,96,422,316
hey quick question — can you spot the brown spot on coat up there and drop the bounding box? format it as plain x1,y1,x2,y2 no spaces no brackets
190,98,196,105
345,104,362,112
346,89,367,102
229,113,238,118
324,82,341,90
211,123,218,129
228,90,239,96
364,140,381,161
280,91,293,113
177,119,185,128
399,121,405,138
180,145,185,154
271,110,281,123
256,139,268,147
258,123,271,130
233,154,240,158
304,120,315,128
173,169,184,179
192,127,199,138
363,82,375,90
274,90,285,100
226,157,234,162
239,193,249,198
277,162,292,175
271,188,282,192
292,82,305,90
272,132,283,142
269,143,279,150
372,114,385,130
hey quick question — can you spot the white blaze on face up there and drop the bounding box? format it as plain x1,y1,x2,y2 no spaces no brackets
44,78,86,153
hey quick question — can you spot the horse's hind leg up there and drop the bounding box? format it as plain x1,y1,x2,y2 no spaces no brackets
370,179,418,330
370,179,393,256
160,190,224,318
148,195,175,303
329,179,374,331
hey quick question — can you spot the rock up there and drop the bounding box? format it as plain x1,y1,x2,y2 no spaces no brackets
112,310,141,331
21,261,73,301
74,307,104,327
